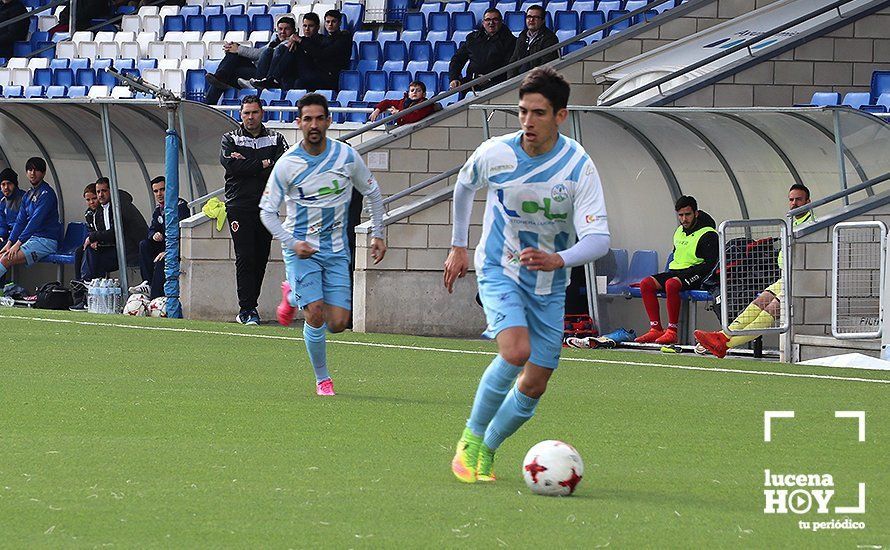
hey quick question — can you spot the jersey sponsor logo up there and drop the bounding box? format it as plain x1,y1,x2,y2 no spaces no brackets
550,184,568,203
497,189,568,221
585,214,606,223
230,220,239,233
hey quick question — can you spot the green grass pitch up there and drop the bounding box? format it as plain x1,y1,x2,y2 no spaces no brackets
1,308,887,547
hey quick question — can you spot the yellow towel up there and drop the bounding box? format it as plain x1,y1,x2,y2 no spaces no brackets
201,197,227,232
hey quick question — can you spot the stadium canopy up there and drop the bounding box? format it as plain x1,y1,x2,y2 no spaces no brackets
0,98,236,223
473,106,890,255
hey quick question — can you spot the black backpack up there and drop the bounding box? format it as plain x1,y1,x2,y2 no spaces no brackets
34,281,73,310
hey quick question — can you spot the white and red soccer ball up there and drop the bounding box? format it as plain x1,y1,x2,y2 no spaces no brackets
522,440,584,496
148,296,168,317
123,293,149,316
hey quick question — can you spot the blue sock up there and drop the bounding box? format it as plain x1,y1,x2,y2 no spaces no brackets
483,385,539,451
303,322,329,383
466,355,522,436
0,263,6,278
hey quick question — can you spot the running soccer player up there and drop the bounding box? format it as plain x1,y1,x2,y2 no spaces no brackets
444,67,611,482
260,93,387,396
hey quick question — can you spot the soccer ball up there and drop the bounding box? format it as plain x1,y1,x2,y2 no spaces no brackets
123,293,149,316
522,440,584,496
148,296,168,318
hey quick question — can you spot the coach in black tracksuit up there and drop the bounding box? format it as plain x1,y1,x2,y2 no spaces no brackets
220,96,288,325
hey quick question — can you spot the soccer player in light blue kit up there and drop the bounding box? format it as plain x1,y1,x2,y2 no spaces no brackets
444,67,611,482
260,93,387,396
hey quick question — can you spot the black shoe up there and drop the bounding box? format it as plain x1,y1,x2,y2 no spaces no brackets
205,73,233,90
249,77,278,90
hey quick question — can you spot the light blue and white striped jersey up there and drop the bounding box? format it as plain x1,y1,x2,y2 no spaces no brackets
260,138,380,253
457,131,609,295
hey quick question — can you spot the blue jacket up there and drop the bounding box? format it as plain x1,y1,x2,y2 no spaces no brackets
148,198,190,241
0,187,25,242
9,181,62,244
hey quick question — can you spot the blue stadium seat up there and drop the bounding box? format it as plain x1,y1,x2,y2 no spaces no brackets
67,85,87,98
444,1,465,16
431,59,449,76
860,105,887,114
414,70,437,95
810,91,840,106
29,31,49,47
363,89,385,104
120,68,139,80
406,59,430,75
434,40,456,62
185,69,206,102
387,0,411,23
186,14,206,32
268,4,289,17
93,58,113,71
467,0,488,26
388,70,411,92
97,68,117,87
69,58,90,71
205,5,224,16
268,98,291,121
877,92,890,111
41,223,88,270
451,29,470,45
624,0,648,12
870,70,890,104
224,5,245,17
403,12,425,32
383,90,403,100
231,14,251,32
452,12,475,32
604,248,629,294
562,40,586,55
364,70,387,91
409,40,433,62
3,85,22,97
314,89,334,101
237,88,258,99
327,99,343,123
383,40,408,65
24,85,44,98
342,2,364,31
419,2,440,23
180,5,200,18
339,70,362,92
597,0,621,19
12,41,30,57
246,4,267,17
625,250,658,291
607,9,631,34
841,92,870,109
428,11,450,35
556,29,575,43
494,1,516,15
572,0,595,14
555,10,578,32
138,58,158,72
438,71,451,95
75,68,96,87
221,98,240,120
337,89,358,105
285,89,308,104
545,1,568,22
164,15,186,34
33,67,52,87
208,14,228,32
376,29,398,50
345,100,368,123
252,14,273,32
633,9,659,25
505,11,525,35
359,40,383,62
353,30,373,44
52,69,74,88
46,85,67,98
50,58,68,70
400,29,422,45
580,11,606,42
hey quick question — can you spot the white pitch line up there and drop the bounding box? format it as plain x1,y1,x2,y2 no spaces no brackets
3,313,890,385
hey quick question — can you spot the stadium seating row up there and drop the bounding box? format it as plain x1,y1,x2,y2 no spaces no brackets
800,72,890,114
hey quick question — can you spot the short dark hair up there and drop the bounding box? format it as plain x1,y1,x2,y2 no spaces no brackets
483,7,502,19
25,157,46,173
674,195,698,212
83,183,97,195
297,93,330,117
526,4,545,15
241,94,262,109
324,9,341,23
519,66,570,112
277,16,295,30
408,80,426,95
96,177,110,187
150,175,165,186
303,12,320,26
789,183,810,200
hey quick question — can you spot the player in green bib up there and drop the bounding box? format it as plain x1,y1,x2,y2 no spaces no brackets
635,195,718,345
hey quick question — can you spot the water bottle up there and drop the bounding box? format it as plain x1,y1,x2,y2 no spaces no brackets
99,279,109,314
112,279,121,313
87,280,96,313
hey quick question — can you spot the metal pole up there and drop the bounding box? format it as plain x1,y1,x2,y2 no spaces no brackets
832,109,849,206
881,227,890,360
177,109,196,203
68,0,77,34
782,218,794,363
164,109,183,318
99,103,130,298
480,107,490,140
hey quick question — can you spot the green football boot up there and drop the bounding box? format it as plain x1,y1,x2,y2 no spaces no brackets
451,427,482,483
476,444,497,482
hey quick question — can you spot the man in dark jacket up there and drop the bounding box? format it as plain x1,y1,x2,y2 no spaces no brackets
0,166,24,285
634,195,719,346
312,9,352,91
448,8,516,91
251,12,325,91
220,96,289,325
129,175,190,300
0,0,29,60
55,0,112,32
508,5,559,78
81,177,149,281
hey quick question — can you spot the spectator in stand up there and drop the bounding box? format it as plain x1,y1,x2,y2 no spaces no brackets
68,183,99,310
80,177,148,282
508,5,559,78
368,80,438,125
315,9,353,91
0,167,24,285
0,0,29,60
206,16,297,105
448,8,516,91
0,157,62,281
129,175,190,300
52,0,113,33
220,96,289,325
246,13,324,91
634,195,718,346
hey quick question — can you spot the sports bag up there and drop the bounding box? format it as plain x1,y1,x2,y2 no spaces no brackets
34,281,73,310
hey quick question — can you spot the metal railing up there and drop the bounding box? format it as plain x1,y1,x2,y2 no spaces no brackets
831,221,886,340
